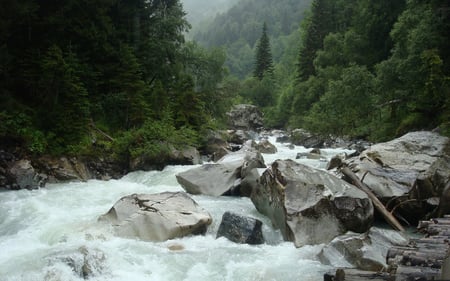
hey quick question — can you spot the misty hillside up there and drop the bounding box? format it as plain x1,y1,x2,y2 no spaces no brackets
192,0,313,78
181,0,241,36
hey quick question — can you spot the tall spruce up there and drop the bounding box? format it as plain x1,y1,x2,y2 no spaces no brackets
253,22,274,80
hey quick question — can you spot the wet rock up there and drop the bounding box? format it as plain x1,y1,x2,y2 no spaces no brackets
216,211,264,244
344,131,450,223
251,159,373,247
228,129,252,145
46,246,105,279
201,130,232,162
319,227,408,271
176,147,266,196
130,145,202,171
327,154,345,170
99,192,212,242
226,104,263,131
8,159,46,189
290,129,327,148
255,139,277,154
34,156,92,183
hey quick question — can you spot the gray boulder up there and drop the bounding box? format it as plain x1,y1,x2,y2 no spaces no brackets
319,227,409,271
255,139,277,154
202,130,232,162
251,159,373,247
176,147,266,196
99,192,212,242
226,104,263,130
216,211,264,244
344,131,450,222
290,129,327,148
8,159,46,189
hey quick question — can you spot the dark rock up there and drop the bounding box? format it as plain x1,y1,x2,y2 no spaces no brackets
130,145,202,171
201,130,231,162
226,104,263,131
99,192,212,242
290,129,327,148
228,129,252,145
327,154,345,170
251,159,373,247
216,211,264,244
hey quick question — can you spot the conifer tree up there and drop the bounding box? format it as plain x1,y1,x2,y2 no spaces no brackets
253,22,274,80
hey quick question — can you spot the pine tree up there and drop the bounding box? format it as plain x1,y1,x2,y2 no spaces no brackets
253,22,274,80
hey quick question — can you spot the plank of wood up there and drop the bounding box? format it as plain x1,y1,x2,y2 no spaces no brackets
341,167,405,232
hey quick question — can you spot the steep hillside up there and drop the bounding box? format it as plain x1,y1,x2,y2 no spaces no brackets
193,0,312,78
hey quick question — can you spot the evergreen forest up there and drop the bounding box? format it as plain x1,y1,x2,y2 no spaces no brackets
1,0,449,162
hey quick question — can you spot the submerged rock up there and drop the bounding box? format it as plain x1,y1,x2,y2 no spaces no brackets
251,159,373,247
216,211,264,244
46,246,106,279
99,192,212,242
344,131,450,222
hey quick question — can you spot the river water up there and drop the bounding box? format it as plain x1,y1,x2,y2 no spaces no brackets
0,137,354,281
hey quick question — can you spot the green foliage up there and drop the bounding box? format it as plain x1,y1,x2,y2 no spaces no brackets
193,0,312,79
253,23,274,80
113,117,199,163
1,0,232,162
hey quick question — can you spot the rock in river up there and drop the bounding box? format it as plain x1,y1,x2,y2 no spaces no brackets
251,159,373,247
99,192,212,242
344,131,450,222
176,146,266,196
216,211,264,245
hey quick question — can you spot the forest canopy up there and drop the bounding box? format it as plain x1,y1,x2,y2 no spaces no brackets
1,0,449,162
0,0,233,161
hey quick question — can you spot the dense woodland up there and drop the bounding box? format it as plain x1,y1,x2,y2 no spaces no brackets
0,0,449,161
0,0,235,162
195,0,450,140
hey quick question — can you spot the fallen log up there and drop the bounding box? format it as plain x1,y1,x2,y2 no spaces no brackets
341,167,405,232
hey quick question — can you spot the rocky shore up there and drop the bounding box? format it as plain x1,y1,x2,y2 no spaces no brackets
1,104,449,280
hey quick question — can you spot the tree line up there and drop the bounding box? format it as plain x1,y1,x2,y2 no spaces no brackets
0,0,234,162
205,0,449,140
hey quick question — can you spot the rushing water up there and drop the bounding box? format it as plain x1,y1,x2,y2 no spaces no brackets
0,137,354,281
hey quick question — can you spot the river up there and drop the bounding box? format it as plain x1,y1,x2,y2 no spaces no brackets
0,137,354,281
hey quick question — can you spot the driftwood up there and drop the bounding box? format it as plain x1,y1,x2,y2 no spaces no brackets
341,167,405,232
89,119,115,141
324,269,392,281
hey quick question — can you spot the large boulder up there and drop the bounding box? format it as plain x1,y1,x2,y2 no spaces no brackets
216,211,264,244
319,228,408,271
290,129,328,148
7,159,47,189
344,131,450,222
201,130,232,162
255,139,277,154
251,159,373,247
176,146,266,196
99,192,212,242
226,104,263,131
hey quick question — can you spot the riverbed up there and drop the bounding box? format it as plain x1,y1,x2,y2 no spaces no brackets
0,138,354,281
